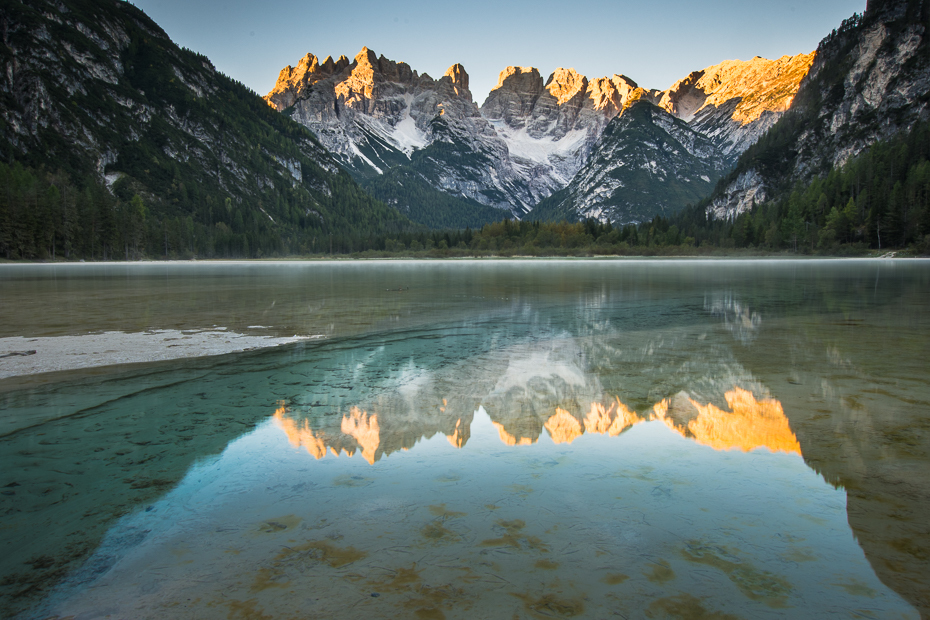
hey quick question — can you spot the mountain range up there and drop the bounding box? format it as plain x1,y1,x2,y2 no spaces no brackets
265,49,814,226
0,0,927,261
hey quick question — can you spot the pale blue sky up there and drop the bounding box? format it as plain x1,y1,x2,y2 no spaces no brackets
133,0,865,104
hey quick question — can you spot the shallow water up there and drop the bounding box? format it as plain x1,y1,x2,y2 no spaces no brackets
1,259,928,619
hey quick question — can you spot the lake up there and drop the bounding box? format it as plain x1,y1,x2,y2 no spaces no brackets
1,259,928,619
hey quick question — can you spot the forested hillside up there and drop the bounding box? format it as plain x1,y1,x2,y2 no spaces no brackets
672,119,930,253
0,0,410,260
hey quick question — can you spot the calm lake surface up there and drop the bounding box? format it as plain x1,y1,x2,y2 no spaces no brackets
1,259,928,619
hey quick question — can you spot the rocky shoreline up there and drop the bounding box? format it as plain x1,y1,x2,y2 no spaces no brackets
0,329,318,380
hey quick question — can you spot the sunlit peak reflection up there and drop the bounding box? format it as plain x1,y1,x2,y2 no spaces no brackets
493,421,535,446
273,405,328,460
273,405,381,464
583,398,643,436
447,418,468,448
544,407,584,444
653,388,801,455
340,407,380,464
272,386,800,463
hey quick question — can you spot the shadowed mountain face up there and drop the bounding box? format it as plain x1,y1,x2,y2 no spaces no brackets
530,101,729,225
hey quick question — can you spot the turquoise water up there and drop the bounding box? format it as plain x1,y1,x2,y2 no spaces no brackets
1,260,928,619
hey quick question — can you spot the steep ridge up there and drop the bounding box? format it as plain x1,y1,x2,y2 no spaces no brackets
268,49,814,227
0,0,409,259
265,48,486,174
706,0,930,220
531,100,728,225
658,53,816,158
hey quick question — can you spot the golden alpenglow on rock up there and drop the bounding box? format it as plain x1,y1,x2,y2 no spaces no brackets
444,63,470,97
544,407,585,444
265,52,351,110
273,387,798,460
658,53,816,125
653,388,802,455
546,68,588,106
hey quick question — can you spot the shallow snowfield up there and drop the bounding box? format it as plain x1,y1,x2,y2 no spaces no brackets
0,329,317,379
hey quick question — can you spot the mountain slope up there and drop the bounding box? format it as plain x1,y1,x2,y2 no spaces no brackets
479,66,648,199
265,48,528,223
0,0,409,259
530,101,728,224
658,53,816,159
706,0,930,219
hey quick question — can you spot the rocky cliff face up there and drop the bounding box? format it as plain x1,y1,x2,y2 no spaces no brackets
531,101,728,225
266,47,542,217
267,47,815,225
707,0,930,220
267,47,480,164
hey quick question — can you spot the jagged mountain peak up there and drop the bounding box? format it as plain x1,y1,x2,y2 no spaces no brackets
443,63,470,99
656,52,816,159
493,66,543,89
268,52,350,110
546,68,588,105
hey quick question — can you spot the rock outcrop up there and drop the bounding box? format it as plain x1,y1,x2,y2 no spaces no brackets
480,67,652,197
265,47,542,218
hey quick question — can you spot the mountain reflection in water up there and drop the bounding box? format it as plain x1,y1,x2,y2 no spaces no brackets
274,387,801,459
1,260,928,619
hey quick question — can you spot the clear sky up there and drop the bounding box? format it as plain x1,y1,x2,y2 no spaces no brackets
132,0,865,105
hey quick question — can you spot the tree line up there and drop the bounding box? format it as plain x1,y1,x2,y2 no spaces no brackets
0,161,407,260
670,119,930,254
